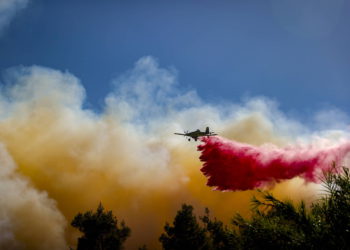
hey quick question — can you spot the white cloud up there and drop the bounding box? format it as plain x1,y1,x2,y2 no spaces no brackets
0,56,349,248
313,108,350,130
0,144,67,250
270,0,345,38
0,0,29,34
106,56,200,123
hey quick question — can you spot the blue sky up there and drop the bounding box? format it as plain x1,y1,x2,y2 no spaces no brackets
1,0,349,115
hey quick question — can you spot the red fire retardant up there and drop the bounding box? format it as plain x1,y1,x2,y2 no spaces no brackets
198,137,350,191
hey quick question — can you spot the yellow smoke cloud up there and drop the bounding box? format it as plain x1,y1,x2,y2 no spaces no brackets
0,58,347,249
0,144,66,250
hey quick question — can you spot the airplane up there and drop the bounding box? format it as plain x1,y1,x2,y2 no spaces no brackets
174,127,217,141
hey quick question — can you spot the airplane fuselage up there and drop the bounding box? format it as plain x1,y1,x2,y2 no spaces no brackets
174,127,217,141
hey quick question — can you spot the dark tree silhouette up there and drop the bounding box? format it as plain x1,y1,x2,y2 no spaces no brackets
233,190,315,250
200,208,239,250
311,167,350,250
70,164,350,250
159,204,210,250
71,203,130,250
138,245,148,250
231,165,350,250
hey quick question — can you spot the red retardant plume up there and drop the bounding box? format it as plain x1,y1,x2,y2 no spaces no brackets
198,137,350,191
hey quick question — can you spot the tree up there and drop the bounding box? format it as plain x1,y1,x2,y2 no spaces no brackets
159,204,210,250
71,203,130,250
200,208,239,250
311,166,350,250
231,165,350,250
233,190,316,250
159,165,350,250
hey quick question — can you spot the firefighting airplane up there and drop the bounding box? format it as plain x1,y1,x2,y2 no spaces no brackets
174,127,217,141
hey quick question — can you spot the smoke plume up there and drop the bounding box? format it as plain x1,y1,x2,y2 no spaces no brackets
0,0,29,34
0,144,66,250
0,57,348,248
198,136,350,191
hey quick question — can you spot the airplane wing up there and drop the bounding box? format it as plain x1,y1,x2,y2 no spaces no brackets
174,133,186,136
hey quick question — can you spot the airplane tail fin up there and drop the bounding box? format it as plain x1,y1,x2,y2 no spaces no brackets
205,127,209,133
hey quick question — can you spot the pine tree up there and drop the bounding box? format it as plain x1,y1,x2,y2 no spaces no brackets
311,167,350,249
200,208,239,250
233,190,315,250
159,204,210,250
71,203,130,250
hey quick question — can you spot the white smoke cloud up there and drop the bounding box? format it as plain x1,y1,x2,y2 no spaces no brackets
106,56,200,123
0,144,67,250
313,108,350,131
0,56,348,248
269,0,345,38
0,0,29,34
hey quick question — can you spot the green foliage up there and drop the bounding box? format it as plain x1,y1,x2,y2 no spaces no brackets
311,167,350,249
138,245,148,250
231,166,350,250
159,204,210,250
71,203,130,250
70,164,350,250
159,204,240,250
233,190,315,250
200,208,239,250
